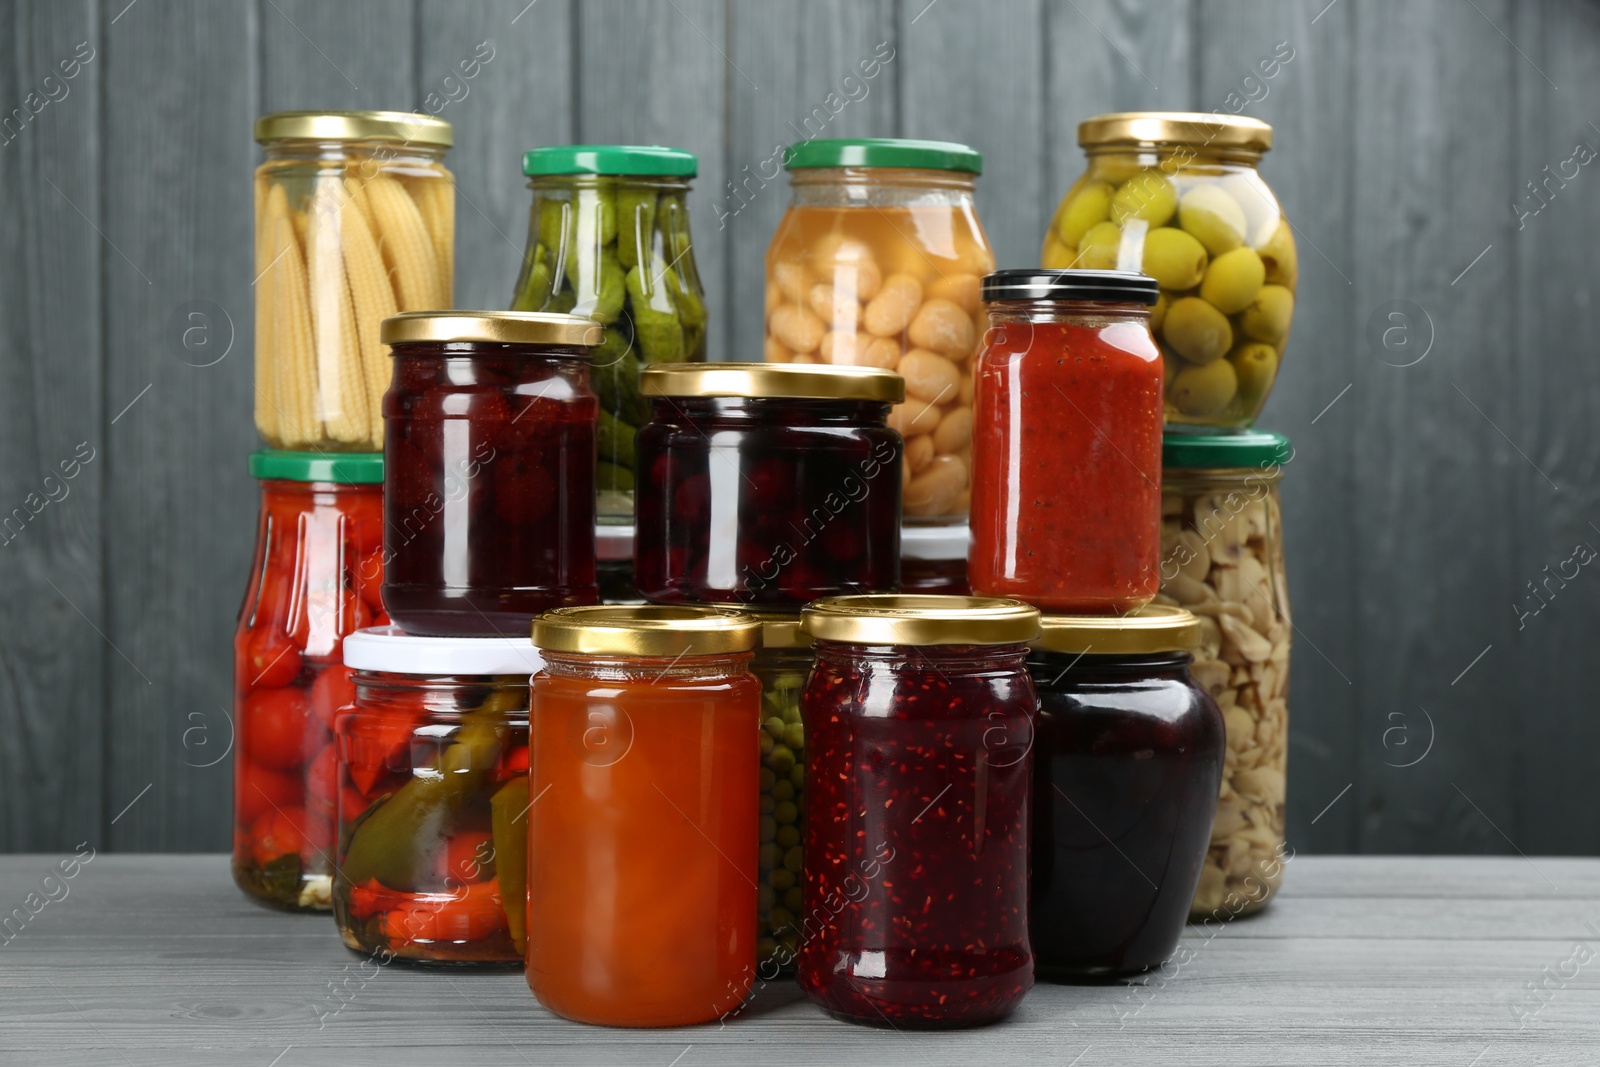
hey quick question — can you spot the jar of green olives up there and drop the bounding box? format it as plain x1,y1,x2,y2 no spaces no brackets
1042,114,1296,431
750,615,810,973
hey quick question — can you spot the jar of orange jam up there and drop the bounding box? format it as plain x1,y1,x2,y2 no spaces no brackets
527,605,763,1026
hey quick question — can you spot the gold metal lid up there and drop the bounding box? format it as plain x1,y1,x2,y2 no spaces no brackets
1078,112,1272,152
1033,605,1202,656
381,311,603,349
801,595,1040,647
641,362,905,403
532,605,762,657
255,110,454,147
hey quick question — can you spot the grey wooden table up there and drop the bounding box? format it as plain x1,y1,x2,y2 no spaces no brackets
1,855,1596,1066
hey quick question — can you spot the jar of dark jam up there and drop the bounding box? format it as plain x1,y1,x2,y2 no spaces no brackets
634,363,904,609
1027,606,1224,978
899,524,970,594
380,312,603,637
796,594,1041,1028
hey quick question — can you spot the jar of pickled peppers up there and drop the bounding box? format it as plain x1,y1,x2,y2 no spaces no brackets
797,595,1041,1028
254,111,454,452
380,311,603,637
1043,113,1295,429
750,615,811,975
528,606,762,1027
509,145,706,522
765,139,995,523
1028,607,1224,977
233,450,387,911
969,270,1163,613
634,362,904,608
334,627,542,966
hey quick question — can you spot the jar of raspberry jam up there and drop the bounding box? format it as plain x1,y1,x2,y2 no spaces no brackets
796,594,1041,1028
380,312,603,637
1026,606,1224,978
633,362,904,609
899,523,970,595
969,269,1163,613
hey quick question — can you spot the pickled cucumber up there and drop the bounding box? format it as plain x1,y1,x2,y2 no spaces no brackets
597,460,634,493
625,261,684,363
597,409,637,469
617,186,655,269
511,245,554,312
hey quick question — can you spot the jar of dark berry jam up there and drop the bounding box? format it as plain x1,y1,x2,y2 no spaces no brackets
1027,606,1225,978
796,594,1041,1028
380,311,603,637
634,363,904,609
899,524,970,595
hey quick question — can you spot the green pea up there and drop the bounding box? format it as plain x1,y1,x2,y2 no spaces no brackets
1075,221,1122,270
1199,246,1265,315
1141,227,1207,291
759,732,775,758
758,842,780,869
782,845,803,873
764,716,787,738
1241,284,1294,345
758,885,776,913
768,906,795,931
770,867,796,891
789,764,804,789
782,887,803,912
1178,184,1248,256
759,815,777,842
759,795,776,815
1162,297,1233,365
766,745,796,774
1229,342,1279,413
756,936,778,959
759,768,776,791
781,702,802,725
1111,171,1177,227
774,800,798,825
771,780,795,803
1054,180,1113,247
783,722,804,750
776,825,800,849
1169,357,1239,417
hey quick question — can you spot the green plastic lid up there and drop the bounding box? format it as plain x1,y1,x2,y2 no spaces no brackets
522,145,697,178
249,449,384,484
784,138,983,174
1163,430,1291,471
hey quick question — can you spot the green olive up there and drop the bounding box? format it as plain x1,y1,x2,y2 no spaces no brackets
774,800,799,825
1075,221,1122,270
1228,342,1280,413
766,744,796,774
771,779,795,802
1258,218,1298,288
1141,227,1207,291
783,845,803,873
770,867,796,891
1199,247,1265,314
759,768,776,791
781,702,802,725
758,842,780,869
759,815,777,842
1150,291,1171,332
1162,297,1234,364
1169,357,1239,417
758,732,775,757
776,825,800,849
782,887,803,912
1054,181,1113,247
763,716,786,738
1242,284,1294,344
1178,184,1248,256
759,885,776,913
783,722,804,750
788,763,804,789
768,906,795,931
1110,171,1178,226
759,794,776,815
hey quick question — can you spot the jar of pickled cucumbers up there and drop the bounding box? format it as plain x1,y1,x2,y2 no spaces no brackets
750,615,811,975
765,139,995,523
509,146,706,523
1042,114,1295,430
233,450,387,912
1156,432,1293,919
254,111,454,452
335,627,542,966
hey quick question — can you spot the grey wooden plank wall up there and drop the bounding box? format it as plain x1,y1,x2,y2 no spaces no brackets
0,0,1593,856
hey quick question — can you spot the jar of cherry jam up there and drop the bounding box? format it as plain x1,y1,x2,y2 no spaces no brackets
380,312,603,637
634,363,904,608
1026,606,1224,978
796,594,1041,1028
969,269,1163,613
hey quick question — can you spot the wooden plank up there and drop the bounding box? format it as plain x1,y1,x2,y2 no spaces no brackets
260,0,416,109
575,0,729,359
100,0,259,850
0,2,104,851
724,0,898,361
416,0,575,311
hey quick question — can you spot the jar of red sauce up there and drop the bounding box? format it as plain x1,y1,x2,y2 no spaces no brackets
899,524,970,595
380,311,603,637
969,270,1163,613
233,450,387,911
528,605,762,1026
334,627,542,966
1027,606,1224,978
634,363,904,608
796,594,1041,1028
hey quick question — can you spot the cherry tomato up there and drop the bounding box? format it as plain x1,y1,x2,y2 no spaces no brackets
236,761,298,827
305,743,338,819
244,630,302,689
344,509,384,556
500,745,530,776
339,785,371,828
343,712,422,794
251,806,309,866
244,687,319,772
441,829,496,886
381,880,506,944
354,548,387,616
310,665,356,731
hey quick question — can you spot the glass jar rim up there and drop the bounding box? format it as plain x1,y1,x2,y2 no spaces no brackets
533,605,762,657
380,311,603,349
802,595,1040,647
1032,605,1201,656
343,626,545,675
642,362,904,403
255,110,452,147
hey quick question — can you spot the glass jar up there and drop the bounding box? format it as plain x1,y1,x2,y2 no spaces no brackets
899,524,970,595
595,524,640,605
634,363,904,608
528,606,762,1027
380,311,602,637
509,146,705,523
765,139,995,524
750,616,811,975
233,450,387,911
1157,432,1293,919
1042,113,1295,430
970,270,1163,613
254,111,454,452
1027,607,1225,977
796,595,1041,1028
333,628,541,965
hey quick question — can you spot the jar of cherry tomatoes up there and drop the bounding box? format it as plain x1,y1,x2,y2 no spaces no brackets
528,605,762,1026
233,450,387,911
750,615,811,975
969,269,1163,613
1027,606,1225,978
899,524,970,595
333,627,540,965
796,594,1041,1028
765,139,995,523
634,363,904,608
380,311,603,637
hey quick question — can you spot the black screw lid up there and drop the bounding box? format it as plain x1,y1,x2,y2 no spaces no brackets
981,269,1159,305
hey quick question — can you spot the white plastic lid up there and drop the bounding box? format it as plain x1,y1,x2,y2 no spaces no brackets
596,524,634,562
343,626,545,676
901,524,970,561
